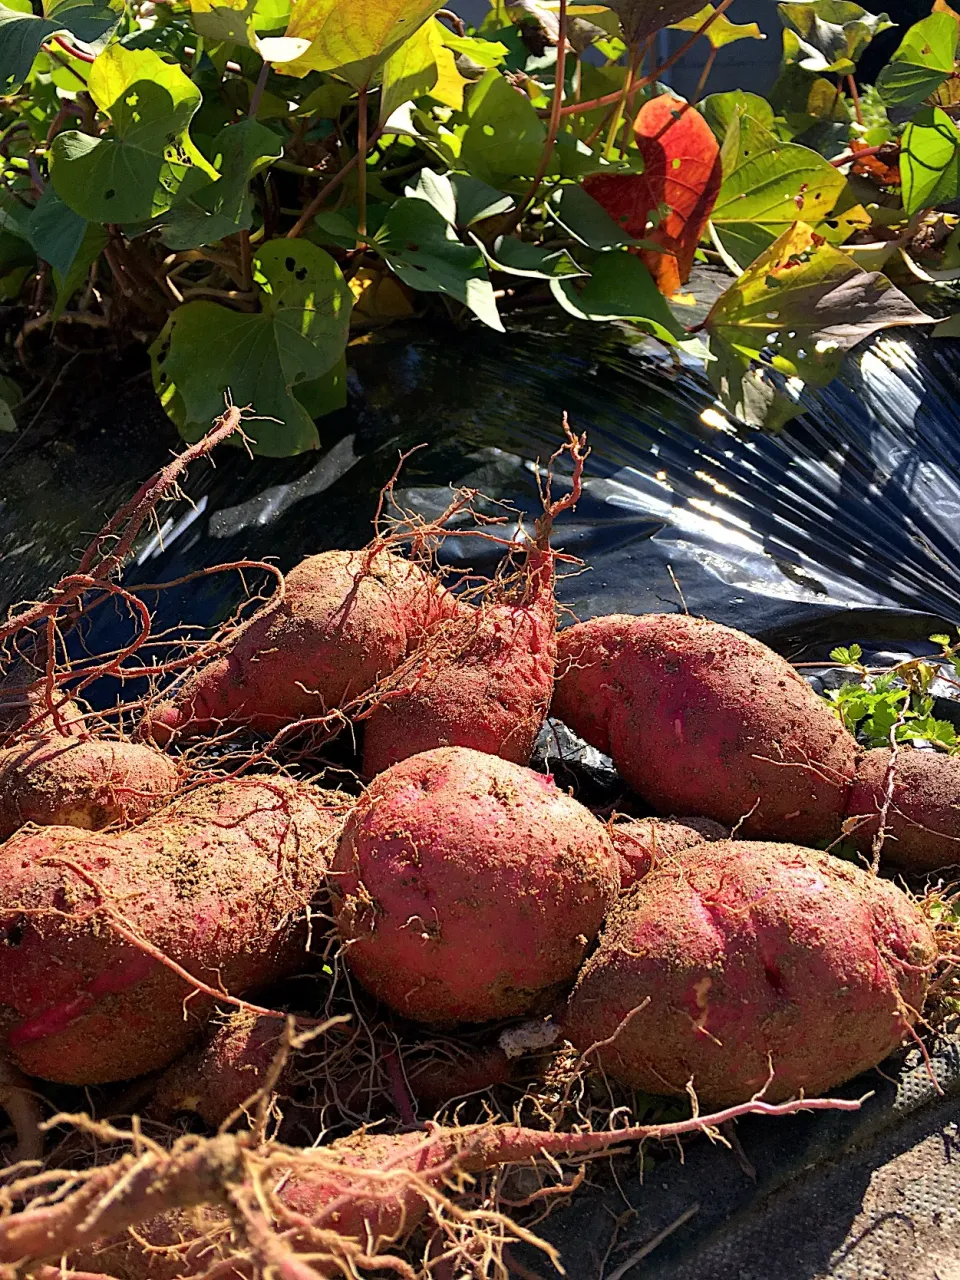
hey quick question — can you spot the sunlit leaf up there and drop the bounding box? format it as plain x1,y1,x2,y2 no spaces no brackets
374,196,504,330
877,12,959,110
455,69,545,185
158,118,283,250
671,3,765,49
582,94,722,296
185,0,256,46
50,45,217,223
380,18,438,122
776,1,893,75
705,222,933,427
550,250,685,344
0,0,120,92
901,106,960,214
710,110,844,268
150,238,353,455
263,0,443,86
700,90,775,140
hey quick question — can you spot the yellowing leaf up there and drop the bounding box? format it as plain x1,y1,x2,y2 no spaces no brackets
349,266,415,323
267,0,444,85
670,3,764,49
380,19,437,121
427,20,467,109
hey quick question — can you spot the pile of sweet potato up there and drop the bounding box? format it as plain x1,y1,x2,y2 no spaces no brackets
0,414,954,1279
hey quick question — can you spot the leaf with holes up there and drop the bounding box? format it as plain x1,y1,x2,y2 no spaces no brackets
877,12,959,110
374,195,504,330
582,95,722,296
671,3,765,49
705,222,934,398
901,107,960,215
261,0,443,85
776,1,894,74
158,119,282,250
455,69,545,185
150,239,353,455
50,45,217,223
0,0,121,93
709,110,845,269
701,91,775,141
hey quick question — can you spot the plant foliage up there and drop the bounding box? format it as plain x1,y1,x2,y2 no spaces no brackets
1,0,959,451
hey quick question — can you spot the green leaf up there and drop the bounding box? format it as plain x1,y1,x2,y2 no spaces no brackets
877,12,958,110
293,354,347,418
710,112,845,269
374,195,504,330
50,45,217,223
546,183,641,250
483,235,586,279
705,223,934,427
28,187,87,277
261,0,443,85
901,107,960,215
455,69,545,186
51,221,108,319
150,238,353,456
380,15,437,122
700,90,775,141
671,3,766,49
776,1,894,75
550,251,685,344
440,29,508,68
159,119,282,250
0,0,120,93
404,168,514,226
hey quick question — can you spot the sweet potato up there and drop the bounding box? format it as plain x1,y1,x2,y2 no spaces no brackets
0,777,346,1084
0,737,178,842
142,550,457,745
610,815,728,890
563,839,936,1105
553,613,857,843
361,546,556,777
331,746,620,1024
845,747,960,871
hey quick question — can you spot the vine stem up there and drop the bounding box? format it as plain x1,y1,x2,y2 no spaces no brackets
52,34,95,64
500,0,568,236
829,142,889,168
286,121,386,239
557,0,736,117
847,73,864,126
248,61,269,119
603,39,640,161
691,44,717,104
356,83,369,243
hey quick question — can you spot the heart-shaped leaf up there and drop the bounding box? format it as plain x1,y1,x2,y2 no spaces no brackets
455,70,545,186
705,222,934,426
671,3,765,49
776,1,894,75
709,110,844,268
264,0,443,85
150,238,353,455
50,45,217,223
582,94,722,296
901,106,960,215
877,12,958,110
550,250,686,344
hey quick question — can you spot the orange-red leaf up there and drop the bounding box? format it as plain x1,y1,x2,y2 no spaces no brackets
582,95,722,296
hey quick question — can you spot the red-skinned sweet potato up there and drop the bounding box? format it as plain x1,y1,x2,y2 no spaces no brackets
845,747,960,871
553,613,857,843
563,839,936,1105
142,550,458,745
331,746,620,1024
0,777,347,1084
361,546,556,777
610,815,728,890
0,737,179,842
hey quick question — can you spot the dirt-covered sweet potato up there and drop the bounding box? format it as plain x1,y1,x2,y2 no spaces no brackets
331,746,620,1025
142,550,458,745
0,736,178,841
553,613,857,844
361,546,556,777
0,777,347,1084
610,815,728,890
845,747,960,871
563,839,936,1105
